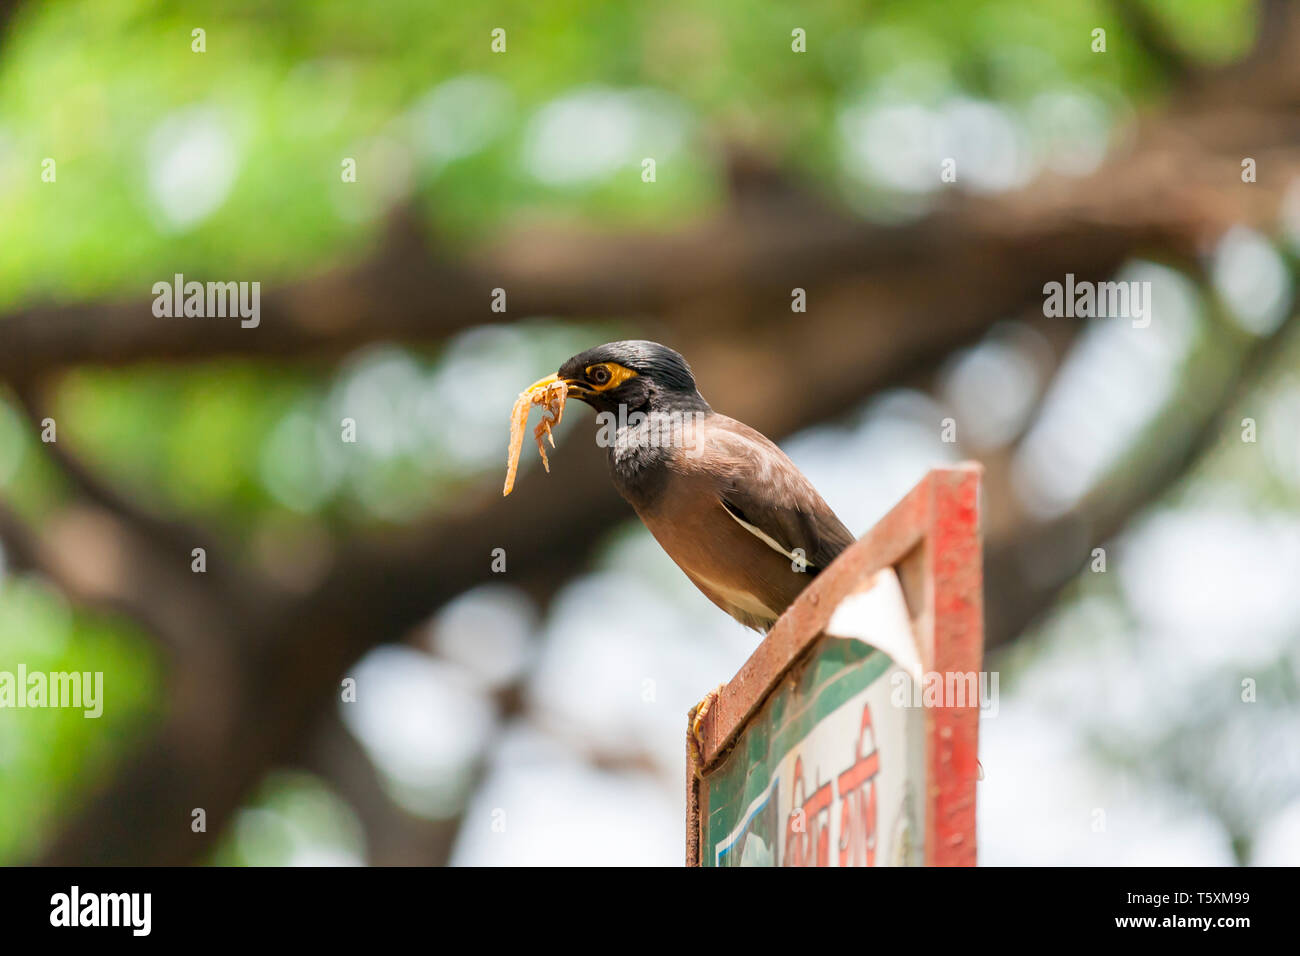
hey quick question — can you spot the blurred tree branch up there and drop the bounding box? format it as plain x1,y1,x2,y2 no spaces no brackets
0,1,22,51
10,0,1300,865
0,181,1200,384
294,713,464,867
984,306,1300,652
1110,0,1195,83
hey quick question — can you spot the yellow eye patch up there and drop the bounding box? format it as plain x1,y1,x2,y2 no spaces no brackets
584,362,638,392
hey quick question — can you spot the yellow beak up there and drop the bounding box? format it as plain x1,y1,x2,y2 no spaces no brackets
526,373,560,392
529,373,589,397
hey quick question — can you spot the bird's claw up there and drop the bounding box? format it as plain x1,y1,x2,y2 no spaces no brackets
688,683,726,775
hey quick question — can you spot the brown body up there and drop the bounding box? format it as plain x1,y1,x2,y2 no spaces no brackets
635,472,807,629
610,413,852,631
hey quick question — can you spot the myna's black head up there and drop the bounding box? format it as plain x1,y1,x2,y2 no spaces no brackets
557,340,710,415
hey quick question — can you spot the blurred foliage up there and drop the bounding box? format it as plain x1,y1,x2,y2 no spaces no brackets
0,579,160,861
0,0,1257,305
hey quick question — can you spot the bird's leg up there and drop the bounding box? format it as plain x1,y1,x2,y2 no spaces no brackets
688,683,726,774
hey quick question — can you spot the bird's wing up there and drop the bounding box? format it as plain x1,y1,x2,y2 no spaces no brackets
700,416,855,571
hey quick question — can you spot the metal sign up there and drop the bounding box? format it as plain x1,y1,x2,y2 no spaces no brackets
687,464,983,867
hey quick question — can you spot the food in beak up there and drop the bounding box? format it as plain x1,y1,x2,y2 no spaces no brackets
502,375,568,496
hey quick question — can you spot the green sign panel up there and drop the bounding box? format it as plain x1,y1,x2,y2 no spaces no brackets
701,638,926,867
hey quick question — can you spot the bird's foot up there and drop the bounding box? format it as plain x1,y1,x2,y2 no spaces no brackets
688,683,726,774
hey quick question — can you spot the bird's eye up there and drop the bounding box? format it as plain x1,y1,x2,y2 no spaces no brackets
583,362,637,391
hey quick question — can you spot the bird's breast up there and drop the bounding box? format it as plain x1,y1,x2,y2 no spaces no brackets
603,410,704,510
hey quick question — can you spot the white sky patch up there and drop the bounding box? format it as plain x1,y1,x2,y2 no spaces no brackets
331,346,428,460
784,389,962,536
1024,89,1112,177
977,702,1235,866
523,87,689,186
429,521,759,866
940,323,1050,449
985,563,1298,866
1211,226,1292,336
341,645,495,818
1010,597,1174,745
409,74,513,170
145,106,239,230
419,326,543,471
838,102,939,194
941,97,1035,192
1252,799,1300,865
837,96,1034,194
1117,507,1300,668
428,585,537,689
528,568,754,769
1012,262,1200,519
451,724,679,865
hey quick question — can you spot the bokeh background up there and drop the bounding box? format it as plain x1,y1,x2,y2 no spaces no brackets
1,0,1298,865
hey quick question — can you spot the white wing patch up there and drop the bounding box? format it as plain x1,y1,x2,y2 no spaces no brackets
721,500,812,568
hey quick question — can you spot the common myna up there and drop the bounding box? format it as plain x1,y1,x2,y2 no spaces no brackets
536,340,854,632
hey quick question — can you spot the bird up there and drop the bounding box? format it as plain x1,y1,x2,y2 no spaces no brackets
546,340,855,633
